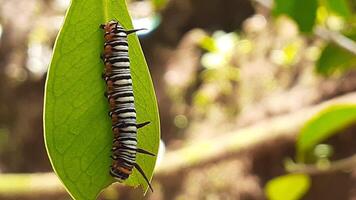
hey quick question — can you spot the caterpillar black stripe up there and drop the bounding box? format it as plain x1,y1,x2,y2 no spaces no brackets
100,20,154,191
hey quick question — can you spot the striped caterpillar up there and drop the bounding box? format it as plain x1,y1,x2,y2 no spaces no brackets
100,20,154,191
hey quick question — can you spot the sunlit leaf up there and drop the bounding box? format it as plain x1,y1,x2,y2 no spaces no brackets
297,104,356,162
44,0,160,199
265,174,310,200
273,0,318,32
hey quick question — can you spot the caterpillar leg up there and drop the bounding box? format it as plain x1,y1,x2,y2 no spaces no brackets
111,146,155,157
137,148,155,156
133,163,153,192
100,53,105,61
99,24,105,29
101,72,106,79
125,28,147,35
137,121,150,129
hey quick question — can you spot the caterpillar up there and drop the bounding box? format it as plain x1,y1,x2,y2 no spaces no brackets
100,20,154,191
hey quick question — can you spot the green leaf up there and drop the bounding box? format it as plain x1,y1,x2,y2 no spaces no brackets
44,0,160,199
296,104,356,162
316,34,356,76
324,0,351,18
265,174,311,200
316,43,356,75
273,0,318,32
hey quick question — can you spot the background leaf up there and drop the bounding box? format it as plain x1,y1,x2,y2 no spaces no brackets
296,104,356,162
273,0,318,33
265,174,311,200
316,34,356,76
44,0,160,199
323,0,351,18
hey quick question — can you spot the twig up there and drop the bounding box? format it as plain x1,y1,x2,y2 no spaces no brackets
252,0,273,9
287,154,356,175
315,27,356,55
0,173,65,196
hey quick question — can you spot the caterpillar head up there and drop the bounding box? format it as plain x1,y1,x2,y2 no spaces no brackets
100,20,120,32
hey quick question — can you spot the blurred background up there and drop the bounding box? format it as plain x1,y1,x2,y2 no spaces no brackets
0,0,355,199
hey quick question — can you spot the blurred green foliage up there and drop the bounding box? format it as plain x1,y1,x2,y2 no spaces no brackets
267,104,356,200
273,0,318,32
316,34,356,75
194,31,240,116
297,104,356,163
323,0,352,19
273,0,356,77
